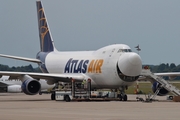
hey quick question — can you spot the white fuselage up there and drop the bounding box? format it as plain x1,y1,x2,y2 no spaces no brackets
44,44,142,89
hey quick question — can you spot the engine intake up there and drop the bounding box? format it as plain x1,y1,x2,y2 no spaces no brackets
21,79,41,95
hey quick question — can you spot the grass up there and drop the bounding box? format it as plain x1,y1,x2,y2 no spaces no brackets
125,81,180,95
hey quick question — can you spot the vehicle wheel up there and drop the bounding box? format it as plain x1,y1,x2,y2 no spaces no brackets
51,93,55,100
169,96,173,100
123,94,127,101
64,95,71,102
39,92,42,95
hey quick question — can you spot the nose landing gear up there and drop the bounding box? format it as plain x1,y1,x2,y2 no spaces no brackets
117,86,128,101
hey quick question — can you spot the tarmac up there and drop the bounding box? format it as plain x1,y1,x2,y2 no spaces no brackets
0,93,179,120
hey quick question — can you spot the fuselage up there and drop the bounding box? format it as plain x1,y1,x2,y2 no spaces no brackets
37,44,142,89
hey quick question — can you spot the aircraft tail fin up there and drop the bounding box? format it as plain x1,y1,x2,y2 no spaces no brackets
36,1,56,52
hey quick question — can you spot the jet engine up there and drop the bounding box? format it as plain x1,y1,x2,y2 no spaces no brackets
7,85,22,93
21,79,41,95
152,82,169,96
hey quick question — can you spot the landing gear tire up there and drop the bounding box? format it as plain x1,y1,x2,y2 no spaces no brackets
118,86,128,101
168,96,173,100
51,93,55,100
118,94,127,101
64,95,71,102
123,94,127,101
118,94,123,101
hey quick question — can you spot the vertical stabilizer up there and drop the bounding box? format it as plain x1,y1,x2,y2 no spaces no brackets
36,1,56,52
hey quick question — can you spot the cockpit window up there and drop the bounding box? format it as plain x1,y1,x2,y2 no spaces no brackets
117,49,123,53
117,49,132,53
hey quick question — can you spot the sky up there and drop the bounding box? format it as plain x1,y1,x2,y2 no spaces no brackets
0,0,180,67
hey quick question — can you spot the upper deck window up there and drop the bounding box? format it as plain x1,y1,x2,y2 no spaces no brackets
117,49,132,53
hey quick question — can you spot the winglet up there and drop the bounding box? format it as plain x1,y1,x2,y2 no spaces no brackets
36,1,56,52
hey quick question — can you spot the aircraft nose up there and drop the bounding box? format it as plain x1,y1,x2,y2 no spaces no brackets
118,53,142,76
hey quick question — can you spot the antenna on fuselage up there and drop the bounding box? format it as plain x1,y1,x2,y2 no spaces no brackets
135,44,141,54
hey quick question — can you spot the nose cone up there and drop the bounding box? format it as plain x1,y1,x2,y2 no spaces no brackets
118,53,142,76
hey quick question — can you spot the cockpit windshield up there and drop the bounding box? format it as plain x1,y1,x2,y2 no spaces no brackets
117,49,132,53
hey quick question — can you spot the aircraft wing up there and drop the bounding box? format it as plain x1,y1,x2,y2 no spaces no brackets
0,71,85,83
154,72,180,77
139,72,180,82
0,54,41,63
0,80,21,86
0,81,9,87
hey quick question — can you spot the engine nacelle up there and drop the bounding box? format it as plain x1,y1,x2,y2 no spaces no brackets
21,79,41,95
152,82,169,96
7,85,22,93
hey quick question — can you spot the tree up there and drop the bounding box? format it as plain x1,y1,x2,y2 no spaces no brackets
170,63,176,70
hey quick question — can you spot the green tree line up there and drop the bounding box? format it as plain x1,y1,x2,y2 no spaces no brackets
147,63,180,73
144,63,180,80
0,64,41,72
